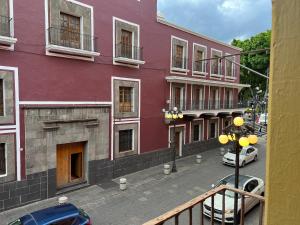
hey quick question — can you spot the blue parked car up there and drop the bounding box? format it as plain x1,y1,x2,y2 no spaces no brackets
8,203,91,225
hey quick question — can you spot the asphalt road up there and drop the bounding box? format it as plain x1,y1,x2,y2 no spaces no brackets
0,137,266,225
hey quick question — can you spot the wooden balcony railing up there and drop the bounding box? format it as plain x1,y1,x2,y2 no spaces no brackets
143,185,265,225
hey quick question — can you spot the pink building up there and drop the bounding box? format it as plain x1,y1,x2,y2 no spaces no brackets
0,0,249,210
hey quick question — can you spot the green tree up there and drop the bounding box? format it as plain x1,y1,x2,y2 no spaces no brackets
232,30,271,100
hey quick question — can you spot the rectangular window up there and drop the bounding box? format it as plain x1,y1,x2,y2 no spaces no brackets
225,56,235,78
210,122,217,138
174,45,184,68
193,124,200,142
60,13,80,49
120,29,133,58
119,87,133,112
194,50,204,72
119,130,133,152
211,50,222,75
0,79,3,116
0,143,6,175
174,87,183,109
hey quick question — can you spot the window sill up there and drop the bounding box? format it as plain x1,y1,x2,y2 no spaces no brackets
210,74,224,78
192,71,207,76
171,67,190,73
0,35,17,46
46,44,100,58
114,57,145,65
225,76,237,80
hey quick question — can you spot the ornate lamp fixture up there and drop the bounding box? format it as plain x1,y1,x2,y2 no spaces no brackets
218,116,258,225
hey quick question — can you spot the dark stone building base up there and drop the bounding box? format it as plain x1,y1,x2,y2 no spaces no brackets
0,139,221,212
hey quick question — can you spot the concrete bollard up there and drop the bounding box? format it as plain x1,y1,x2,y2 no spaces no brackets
220,147,225,155
164,164,171,175
120,178,127,191
58,196,68,205
196,155,202,164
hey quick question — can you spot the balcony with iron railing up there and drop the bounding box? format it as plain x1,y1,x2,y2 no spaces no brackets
169,100,249,116
0,15,17,46
47,27,100,57
171,56,189,73
211,60,223,78
114,43,145,65
193,60,207,76
143,185,265,225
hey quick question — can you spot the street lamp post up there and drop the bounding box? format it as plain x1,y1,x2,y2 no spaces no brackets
218,117,258,225
251,87,263,130
163,107,183,173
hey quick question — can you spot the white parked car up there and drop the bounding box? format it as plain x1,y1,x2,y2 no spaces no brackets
223,146,258,167
204,174,265,224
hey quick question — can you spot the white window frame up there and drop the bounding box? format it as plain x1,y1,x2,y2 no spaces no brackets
225,53,237,81
118,129,134,153
207,118,219,139
113,17,145,68
0,143,7,177
192,43,207,77
189,118,204,143
44,0,99,61
210,48,223,79
170,35,189,75
0,0,17,51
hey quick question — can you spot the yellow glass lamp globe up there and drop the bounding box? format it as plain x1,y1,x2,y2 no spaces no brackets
172,114,178,119
219,135,229,144
233,117,244,127
165,113,171,119
228,135,233,141
248,134,258,145
239,137,250,147
178,113,184,119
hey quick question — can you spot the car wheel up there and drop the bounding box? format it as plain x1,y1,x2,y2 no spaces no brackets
254,155,258,162
241,161,246,167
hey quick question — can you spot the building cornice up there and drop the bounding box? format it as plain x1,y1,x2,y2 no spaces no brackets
157,17,242,52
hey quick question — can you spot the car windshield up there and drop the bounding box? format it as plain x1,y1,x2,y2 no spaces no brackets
224,184,241,198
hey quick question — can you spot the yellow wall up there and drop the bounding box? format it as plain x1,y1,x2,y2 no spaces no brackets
264,0,300,224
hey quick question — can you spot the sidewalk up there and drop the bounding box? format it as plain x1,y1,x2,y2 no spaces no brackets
0,140,266,225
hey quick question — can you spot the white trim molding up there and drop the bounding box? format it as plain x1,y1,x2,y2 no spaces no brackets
0,0,17,51
192,43,208,77
225,53,237,81
210,48,223,79
112,17,145,68
170,35,189,75
111,76,141,160
19,101,112,106
44,0,99,61
0,66,20,181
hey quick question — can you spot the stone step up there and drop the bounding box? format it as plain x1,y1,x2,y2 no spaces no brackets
56,181,89,195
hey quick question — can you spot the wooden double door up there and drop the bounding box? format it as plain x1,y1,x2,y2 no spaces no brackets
56,142,85,188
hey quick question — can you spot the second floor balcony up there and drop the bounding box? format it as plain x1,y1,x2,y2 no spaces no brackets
114,43,145,65
170,100,248,117
47,27,100,58
0,15,17,46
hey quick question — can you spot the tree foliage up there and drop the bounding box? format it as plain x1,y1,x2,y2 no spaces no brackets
231,30,271,100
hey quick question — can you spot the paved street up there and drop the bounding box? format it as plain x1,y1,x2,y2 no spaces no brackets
0,137,266,225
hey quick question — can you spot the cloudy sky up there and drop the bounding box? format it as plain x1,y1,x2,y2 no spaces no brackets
157,0,272,43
